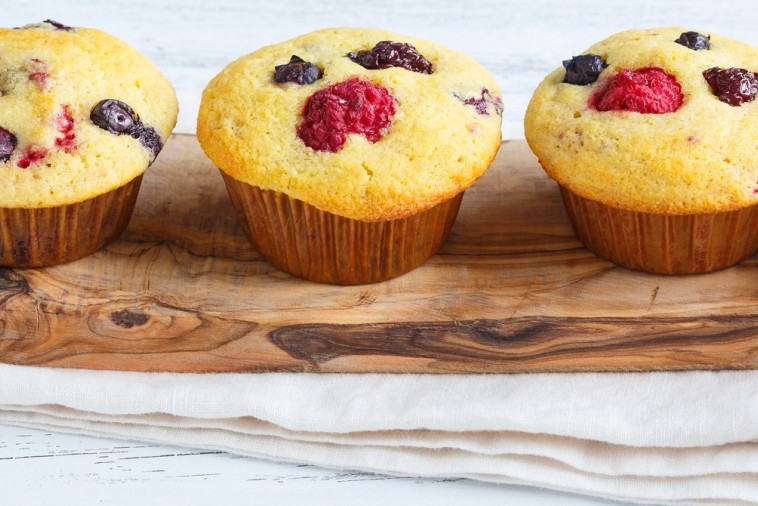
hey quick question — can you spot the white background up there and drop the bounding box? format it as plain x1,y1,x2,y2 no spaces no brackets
2,1,756,504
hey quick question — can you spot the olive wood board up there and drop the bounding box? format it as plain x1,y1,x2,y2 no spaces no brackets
1,134,756,374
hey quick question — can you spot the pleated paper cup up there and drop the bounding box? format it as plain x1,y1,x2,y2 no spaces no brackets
221,172,463,285
559,186,758,274
0,176,143,268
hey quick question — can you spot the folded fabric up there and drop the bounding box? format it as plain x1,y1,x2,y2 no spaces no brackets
0,363,756,505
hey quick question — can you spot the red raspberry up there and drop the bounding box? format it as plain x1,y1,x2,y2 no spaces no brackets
589,67,683,114
297,78,396,152
54,104,77,153
17,146,48,169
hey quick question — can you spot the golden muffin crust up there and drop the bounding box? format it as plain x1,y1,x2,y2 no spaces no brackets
525,27,758,214
197,27,502,221
0,21,178,208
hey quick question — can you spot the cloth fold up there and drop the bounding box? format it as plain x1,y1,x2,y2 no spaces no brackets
1,363,756,505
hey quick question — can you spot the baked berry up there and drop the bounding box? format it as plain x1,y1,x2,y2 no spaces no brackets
274,55,322,85
675,31,710,50
132,125,163,161
347,41,433,74
455,88,503,116
43,20,73,31
0,127,17,163
55,105,76,153
297,77,396,152
91,99,163,160
91,99,138,135
17,146,48,169
589,67,683,114
563,54,607,85
703,67,758,106
28,58,49,88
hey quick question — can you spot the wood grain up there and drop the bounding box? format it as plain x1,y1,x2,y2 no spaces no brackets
0,134,756,373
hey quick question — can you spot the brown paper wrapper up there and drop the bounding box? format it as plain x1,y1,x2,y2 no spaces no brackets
560,185,758,274
221,172,464,285
0,176,143,268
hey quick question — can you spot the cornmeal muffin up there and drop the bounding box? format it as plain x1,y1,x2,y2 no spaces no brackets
0,20,178,267
198,27,502,284
525,27,758,274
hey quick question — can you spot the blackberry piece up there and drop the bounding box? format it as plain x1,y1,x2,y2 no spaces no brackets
703,67,758,106
0,127,17,163
133,126,163,161
455,88,503,116
43,20,74,31
274,55,323,85
347,41,433,74
675,31,710,51
563,54,607,85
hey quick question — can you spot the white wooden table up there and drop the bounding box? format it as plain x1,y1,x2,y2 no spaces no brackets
2,1,755,503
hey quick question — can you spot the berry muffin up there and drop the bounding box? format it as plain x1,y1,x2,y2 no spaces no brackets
0,20,178,267
525,27,758,274
198,27,502,285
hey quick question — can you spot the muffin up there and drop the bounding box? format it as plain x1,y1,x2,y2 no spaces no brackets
0,20,178,267
525,27,758,274
197,27,502,285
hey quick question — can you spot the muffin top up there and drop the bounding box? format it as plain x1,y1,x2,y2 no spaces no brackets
0,20,178,208
525,27,758,214
197,27,502,221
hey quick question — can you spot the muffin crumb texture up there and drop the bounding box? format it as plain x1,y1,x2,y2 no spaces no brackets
0,20,178,208
525,27,758,214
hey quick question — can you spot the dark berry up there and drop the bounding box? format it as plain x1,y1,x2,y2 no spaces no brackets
675,31,710,51
132,125,163,161
297,77,396,152
455,88,503,116
54,105,76,153
703,67,758,106
589,67,683,114
274,55,323,85
91,99,138,135
0,127,17,163
43,20,74,31
347,41,433,74
563,54,607,85
91,99,163,161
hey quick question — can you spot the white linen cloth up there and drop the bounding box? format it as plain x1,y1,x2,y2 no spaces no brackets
1,363,756,505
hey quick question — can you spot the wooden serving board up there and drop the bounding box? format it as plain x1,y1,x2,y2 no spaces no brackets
1,134,756,373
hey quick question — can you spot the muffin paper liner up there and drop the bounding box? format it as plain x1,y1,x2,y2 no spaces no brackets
560,185,758,274
221,172,464,285
0,176,143,268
